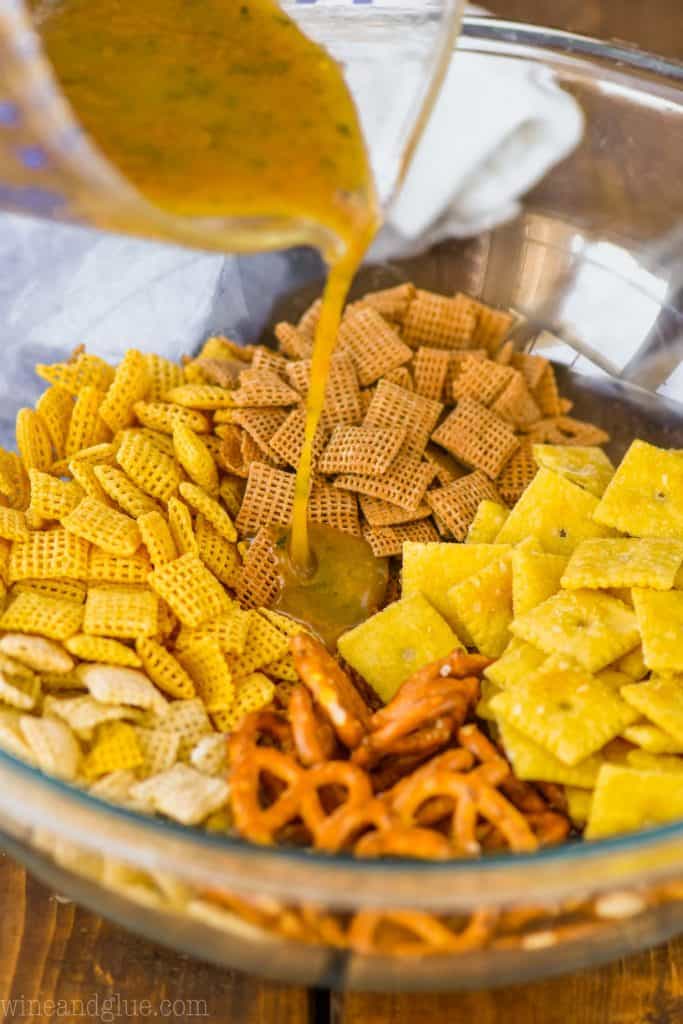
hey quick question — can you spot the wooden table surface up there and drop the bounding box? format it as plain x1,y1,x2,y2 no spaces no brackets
2,2,682,1022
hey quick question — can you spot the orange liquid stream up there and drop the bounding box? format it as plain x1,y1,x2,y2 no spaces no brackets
37,0,387,634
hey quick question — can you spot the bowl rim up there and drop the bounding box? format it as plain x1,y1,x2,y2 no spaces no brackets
3,17,683,912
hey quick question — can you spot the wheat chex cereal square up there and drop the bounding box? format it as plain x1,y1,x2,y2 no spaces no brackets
337,307,412,387
318,424,405,477
426,471,503,541
363,380,443,459
402,290,477,349
432,397,519,479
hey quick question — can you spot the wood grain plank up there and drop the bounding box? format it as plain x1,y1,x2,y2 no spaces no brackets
334,939,683,1024
0,852,309,1023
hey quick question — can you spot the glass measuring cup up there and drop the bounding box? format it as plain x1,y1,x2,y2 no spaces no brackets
0,0,464,254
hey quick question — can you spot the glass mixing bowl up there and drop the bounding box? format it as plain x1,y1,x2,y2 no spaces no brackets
0,17,683,991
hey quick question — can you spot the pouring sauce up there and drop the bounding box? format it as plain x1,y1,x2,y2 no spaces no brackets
36,0,387,641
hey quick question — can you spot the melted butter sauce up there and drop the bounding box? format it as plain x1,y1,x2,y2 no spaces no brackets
273,524,389,648
37,0,385,644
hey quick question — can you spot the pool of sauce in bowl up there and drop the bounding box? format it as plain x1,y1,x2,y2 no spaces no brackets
272,524,389,648
36,0,385,640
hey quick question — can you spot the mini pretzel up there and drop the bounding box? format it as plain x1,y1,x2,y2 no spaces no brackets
299,760,374,843
353,664,480,767
228,743,303,844
347,908,497,956
392,769,539,854
229,710,302,843
289,684,335,766
314,798,393,853
290,633,371,749
355,826,452,860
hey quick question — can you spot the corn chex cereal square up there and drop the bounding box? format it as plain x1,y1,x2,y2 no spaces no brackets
621,676,683,743
100,349,150,432
585,765,683,839
28,471,82,521
16,408,55,473
173,422,219,494
66,634,141,667
466,500,509,544
431,397,519,479
211,672,276,733
512,546,567,617
498,720,601,788
446,551,512,657
143,352,184,401
176,610,250,656
563,539,683,592
195,515,240,588
496,468,613,555
138,511,177,568
93,465,161,519
0,590,83,641
83,586,158,638
62,497,141,557
0,507,29,541
175,638,234,714
36,352,114,396
594,441,683,537
484,637,546,689
510,589,639,672
179,482,237,542
35,385,73,459
338,593,462,703
632,589,683,673
83,721,143,779
490,666,639,765
225,611,290,677
147,554,232,629
65,386,110,457
402,541,510,628
116,430,181,502
9,528,90,582
136,639,196,699
532,445,614,498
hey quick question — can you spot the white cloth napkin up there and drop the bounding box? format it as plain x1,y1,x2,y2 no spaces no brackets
371,49,583,258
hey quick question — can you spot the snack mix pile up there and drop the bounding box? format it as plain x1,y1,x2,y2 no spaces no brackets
1,284,683,953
